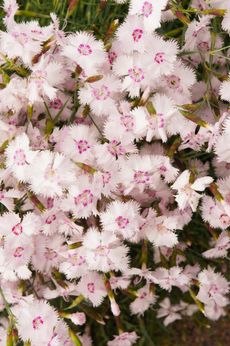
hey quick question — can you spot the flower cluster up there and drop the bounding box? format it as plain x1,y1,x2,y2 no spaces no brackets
0,0,230,345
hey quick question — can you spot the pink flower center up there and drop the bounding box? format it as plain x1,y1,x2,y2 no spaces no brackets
225,163,230,170
0,192,5,200
210,284,219,295
132,28,143,42
32,70,47,87
159,165,167,172
108,51,117,65
118,333,129,341
12,223,23,236
45,214,56,224
134,170,150,184
78,44,92,56
13,149,27,166
217,244,228,251
120,115,134,131
198,41,209,52
95,245,109,257
128,66,144,82
141,1,153,17
140,292,147,299
32,316,44,330
156,222,166,232
166,75,181,89
87,282,95,293
47,198,54,209
12,31,29,44
74,189,93,207
220,213,230,227
31,29,43,36
157,113,164,128
102,171,111,186
154,52,165,64
49,98,63,110
116,216,129,229
70,254,86,266
45,247,58,260
13,246,24,258
108,140,126,157
75,140,90,154
92,85,110,100
7,5,13,17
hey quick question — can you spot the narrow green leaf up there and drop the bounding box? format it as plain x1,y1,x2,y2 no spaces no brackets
68,329,82,346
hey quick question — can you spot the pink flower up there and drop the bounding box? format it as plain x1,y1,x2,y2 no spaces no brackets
157,298,182,326
59,247,88,279
5,133,37,182
115,15,147,53
62,31,106,75
12,297,59,345
31,234,66,273
171,170,213,211
56,124,98,163
144,213,178,248
100,200,141,240
202,231,230,258
108,331,139,346
129,0,168,32
76,272,107,306
83,227,129,272
144,94,179,142
113,53,148,97
130,285,157,315
150,266,189,291
69,312,86,326
197,267,229,307
78,74,121,117
27,151,76,198
62,175,99,218
143,34,178,79
28,57,65,104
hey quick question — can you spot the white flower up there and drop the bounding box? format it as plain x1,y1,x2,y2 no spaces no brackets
157,298,182,326
129,0,168,32
61,175,99,218
100,200,141,240
145,94,179,142
59,247,88,279
76,272,107,307
143,35,178,79
5,133,37,182
113,53,149,98
83,227,129,272
62,31,106,75
150,266,189,291
28,151,76,197
27,57,65,104
130,285,157,315
197,267,229,307
56,124,98,163
144,213,178,248
202,231,230,258
79,74,121,117
115,15,147,53
171,170,213,211
108,331,139,346
12,297,59,345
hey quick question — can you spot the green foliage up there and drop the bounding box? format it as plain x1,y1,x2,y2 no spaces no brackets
0,0,129,38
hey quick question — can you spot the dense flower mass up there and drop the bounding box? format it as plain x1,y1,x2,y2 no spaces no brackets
0,0,230,344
